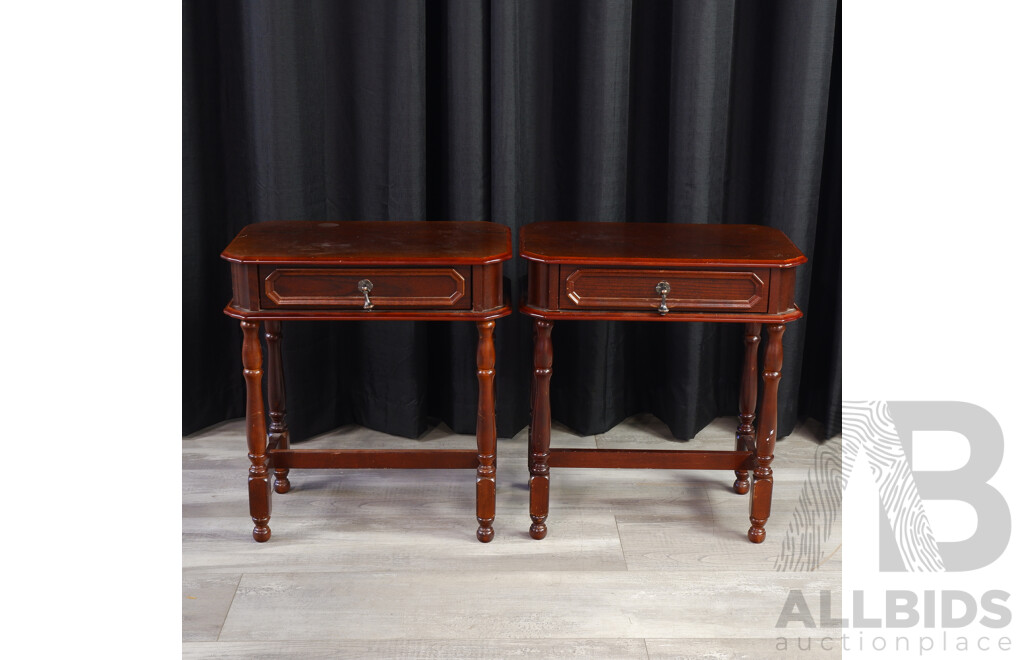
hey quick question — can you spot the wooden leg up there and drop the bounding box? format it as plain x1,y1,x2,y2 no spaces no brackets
748,323,784,543
734,323,761,495
475,320,497,543
529,319,553,540
264,321,291,494
241,320,272,542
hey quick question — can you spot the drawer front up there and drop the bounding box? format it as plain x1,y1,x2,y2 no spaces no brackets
560,267,768,313
260,266,470,309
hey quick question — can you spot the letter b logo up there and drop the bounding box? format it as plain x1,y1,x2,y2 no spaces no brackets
844,401,1010,572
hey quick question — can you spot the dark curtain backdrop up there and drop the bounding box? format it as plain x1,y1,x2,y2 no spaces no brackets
183,0,841,444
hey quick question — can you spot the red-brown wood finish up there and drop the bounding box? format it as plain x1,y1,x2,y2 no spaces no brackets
471,263,503,311
520,222,803,544
241,320,272,542
475,320,497,543
748,323,785,543
548,449,757,470
269,449,479,470
520,222,806,267
223,221,512,265
560,267,769,313
733,323,761,495
224,221,512,543
521,223,803,320
264,321,291,495
529,319,553,540
260,266,470,310
224,223,511,322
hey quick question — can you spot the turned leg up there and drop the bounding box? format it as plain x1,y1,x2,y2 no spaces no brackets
241,320,272,542
734,323,761,495
475,320,497,543
264,321,291,494
748,323,784,543
529,319,553,540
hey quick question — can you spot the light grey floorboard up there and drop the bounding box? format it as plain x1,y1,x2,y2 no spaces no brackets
217,570,840,641
183,511,626,573
183,638,648,659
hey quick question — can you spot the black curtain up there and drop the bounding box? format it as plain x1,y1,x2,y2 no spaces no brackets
183,0,841,444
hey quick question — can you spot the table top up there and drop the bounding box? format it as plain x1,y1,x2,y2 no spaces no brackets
222,221,513,265
519,222,806,267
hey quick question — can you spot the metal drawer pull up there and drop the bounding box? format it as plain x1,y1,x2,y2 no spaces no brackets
358,279,374,309
655,281,670,315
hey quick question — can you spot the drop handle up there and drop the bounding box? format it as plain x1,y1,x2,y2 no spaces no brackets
358,279,374,309
655,281,670,315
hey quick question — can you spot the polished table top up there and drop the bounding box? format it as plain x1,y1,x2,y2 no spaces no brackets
223,220,513,265
520,221,806,267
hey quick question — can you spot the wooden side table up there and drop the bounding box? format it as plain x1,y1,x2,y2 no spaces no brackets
519,222,806,543
222,220,512,543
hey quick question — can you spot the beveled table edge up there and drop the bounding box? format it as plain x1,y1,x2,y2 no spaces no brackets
518,253,807,268
223,253,514,266
224,302,513,322
518,302,803,323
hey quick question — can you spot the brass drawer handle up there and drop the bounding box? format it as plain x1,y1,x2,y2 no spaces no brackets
655,281,670,315
358,279,374,309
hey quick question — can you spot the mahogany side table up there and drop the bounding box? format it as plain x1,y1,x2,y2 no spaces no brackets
222,220,512,543
519,222,806,543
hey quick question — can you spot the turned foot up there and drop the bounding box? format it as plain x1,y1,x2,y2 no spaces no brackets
253,521,271,542
733,474,750,495
477,524,494,543
274,476,291,494
748,522,766,543
529,519,548,540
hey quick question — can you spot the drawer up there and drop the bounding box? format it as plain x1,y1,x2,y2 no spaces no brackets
259,266,470,309
559,267,769,313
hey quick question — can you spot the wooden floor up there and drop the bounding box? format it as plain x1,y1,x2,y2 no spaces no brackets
183,414,842,659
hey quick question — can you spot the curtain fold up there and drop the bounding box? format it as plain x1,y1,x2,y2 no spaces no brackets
183,0,842,443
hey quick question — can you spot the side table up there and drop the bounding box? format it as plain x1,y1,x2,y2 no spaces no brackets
222,220,512,543
519,222,806,543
